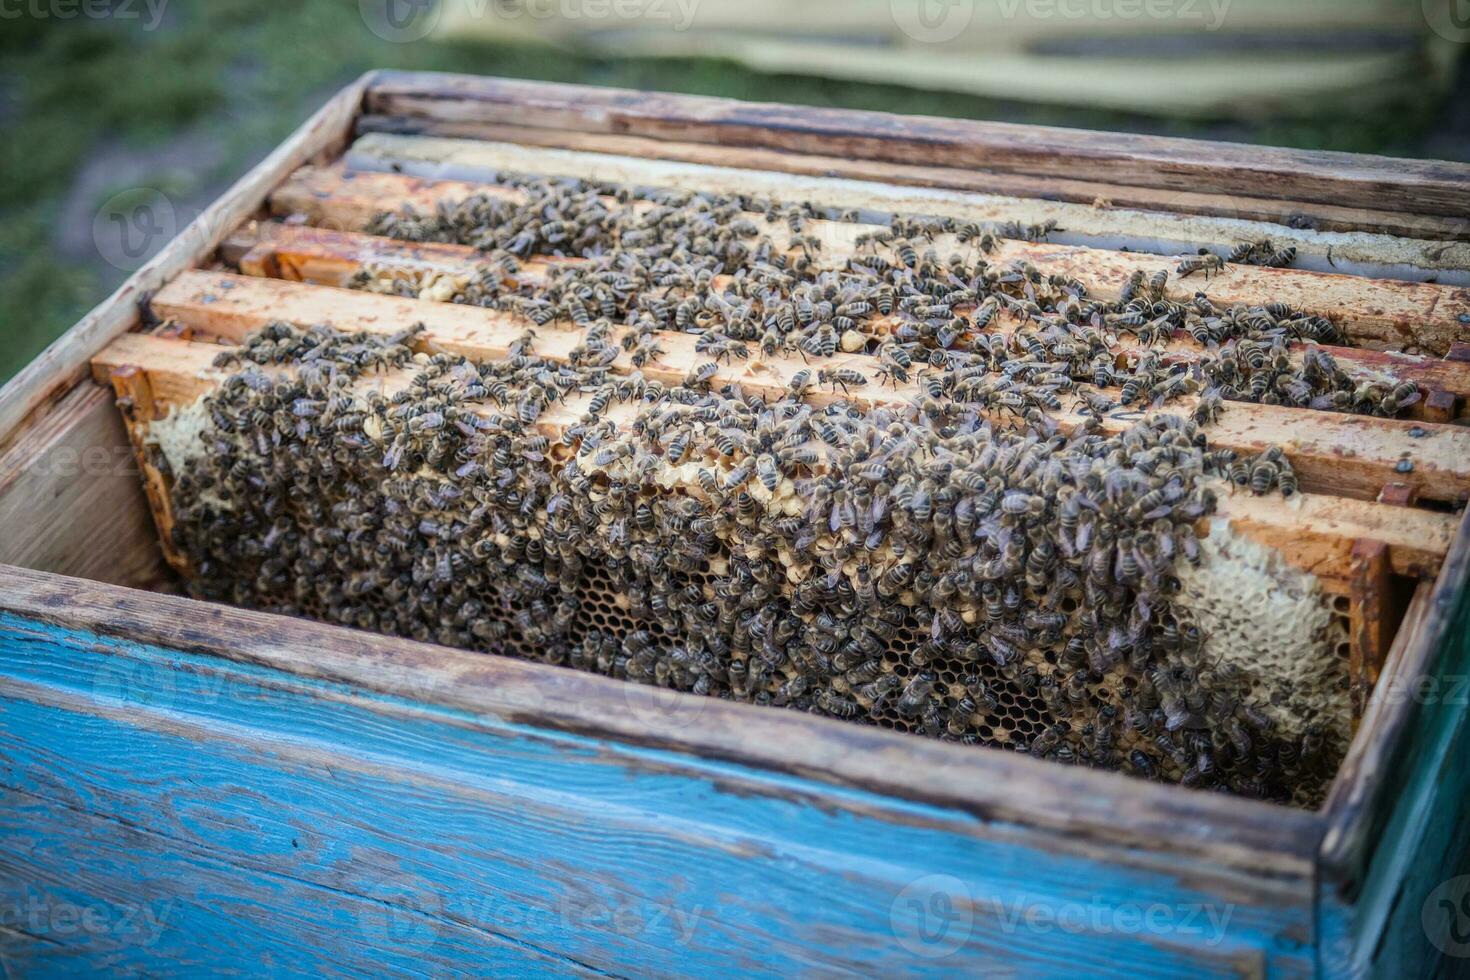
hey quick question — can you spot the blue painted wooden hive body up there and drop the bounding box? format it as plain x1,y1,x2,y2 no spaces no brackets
1,72,1469,977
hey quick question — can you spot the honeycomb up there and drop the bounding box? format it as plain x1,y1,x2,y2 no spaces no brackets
130,165,1413,809
146,328,1350,808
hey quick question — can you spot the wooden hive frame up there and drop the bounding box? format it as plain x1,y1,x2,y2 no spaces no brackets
1,72,1469,975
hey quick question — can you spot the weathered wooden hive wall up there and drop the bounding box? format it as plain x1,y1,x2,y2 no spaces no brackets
1,73,1469,976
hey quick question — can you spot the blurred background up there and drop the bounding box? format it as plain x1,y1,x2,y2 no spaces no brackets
2,0,1468,384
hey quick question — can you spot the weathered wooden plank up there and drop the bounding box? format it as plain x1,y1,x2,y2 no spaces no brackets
0,787,606,977
269,165,1470,355
0,72,373,460
1196,492,1453,587
0,563,1324,878
345,127,1470,287
222,220,1470,411
354,114,1470,248
0,384,167,590
89,332,1460,591
364,72,1470,220
0,587,1321,976
1348,540,1394,716
0,656,1292,976
104,365,188,577
145,270,1470,504
1319,509,1470,976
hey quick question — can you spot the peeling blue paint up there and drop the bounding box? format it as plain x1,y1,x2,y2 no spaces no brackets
0,611,1319,976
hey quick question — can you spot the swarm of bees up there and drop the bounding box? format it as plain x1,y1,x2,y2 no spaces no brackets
362,178,1412,425
163,176,1393,808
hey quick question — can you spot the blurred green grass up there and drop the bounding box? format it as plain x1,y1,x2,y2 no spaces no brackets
0,0,1462,384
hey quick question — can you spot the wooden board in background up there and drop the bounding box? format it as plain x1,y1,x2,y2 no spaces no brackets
430,0,1449,119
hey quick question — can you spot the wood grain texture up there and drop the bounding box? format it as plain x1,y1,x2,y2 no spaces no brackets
1319,508,1470,977
1348,541,1393,717
87,330,1462,592
0,384,167,590
0,72,372,461
344,128,1470,287
223,218,1470,411
0,564,1321,876
0,786,607,977
104,366,188,577
353,113,1470,246
270,163,1470,355
146,269,1470,504
0,589,1319,975
364,72,1470,221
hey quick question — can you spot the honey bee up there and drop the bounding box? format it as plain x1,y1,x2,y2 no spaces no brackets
1176,251,1225,279
817,367,869,393
181,173,1349,805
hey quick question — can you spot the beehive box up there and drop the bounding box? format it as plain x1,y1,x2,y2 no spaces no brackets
1,72,1469,976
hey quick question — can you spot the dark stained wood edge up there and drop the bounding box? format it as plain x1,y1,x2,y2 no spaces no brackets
354,113,1470,244
1321,508,1470,880
0,562,1323,877
364,71,1470,220
0,71,377,459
